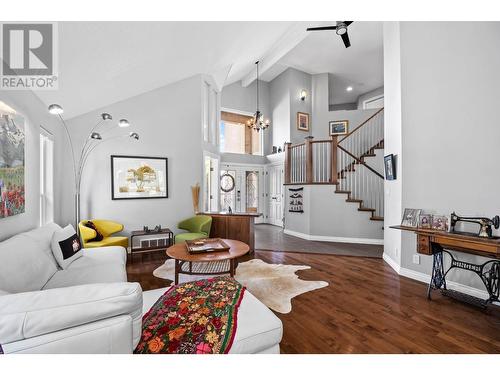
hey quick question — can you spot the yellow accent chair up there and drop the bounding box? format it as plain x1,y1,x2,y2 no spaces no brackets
78,219,129,249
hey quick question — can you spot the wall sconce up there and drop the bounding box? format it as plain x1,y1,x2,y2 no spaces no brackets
300,89,308,101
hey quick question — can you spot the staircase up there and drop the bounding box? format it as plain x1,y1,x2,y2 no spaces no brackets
285,108,385,223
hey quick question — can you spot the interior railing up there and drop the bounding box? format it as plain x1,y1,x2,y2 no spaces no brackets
284,107,384,218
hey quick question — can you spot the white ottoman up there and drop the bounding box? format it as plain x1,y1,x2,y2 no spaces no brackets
142,287,283,354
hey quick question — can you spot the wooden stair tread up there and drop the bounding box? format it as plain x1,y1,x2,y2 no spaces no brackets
370,216,384,221
346,199,362,203
359,207,376,212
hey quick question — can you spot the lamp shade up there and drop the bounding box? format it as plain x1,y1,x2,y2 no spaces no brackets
119,119,130,128
48,104,64,115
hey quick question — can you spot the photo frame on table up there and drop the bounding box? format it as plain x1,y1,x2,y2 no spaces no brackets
384,154,396,180
111,155,168,200
401,208,422,227
297,112,310,131
418,214,432,229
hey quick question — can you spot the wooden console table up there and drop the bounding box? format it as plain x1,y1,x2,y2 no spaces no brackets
199,212,261,252
391,225,500,308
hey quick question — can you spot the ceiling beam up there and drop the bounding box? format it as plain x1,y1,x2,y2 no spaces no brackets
241,22,312,87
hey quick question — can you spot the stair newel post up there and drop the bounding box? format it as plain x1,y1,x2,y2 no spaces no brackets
305,136,314,184
284,142,292,184
330,135,338,185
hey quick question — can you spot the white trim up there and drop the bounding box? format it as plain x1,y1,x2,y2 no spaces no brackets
284,229,384,245
383,253,499,304
382,252,401,273
363,94,384,110
220,107,254,117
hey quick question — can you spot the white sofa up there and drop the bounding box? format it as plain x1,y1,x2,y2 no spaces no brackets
0,223,143,354
0,223,283,354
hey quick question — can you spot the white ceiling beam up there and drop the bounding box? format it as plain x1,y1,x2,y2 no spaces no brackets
240,22,312,87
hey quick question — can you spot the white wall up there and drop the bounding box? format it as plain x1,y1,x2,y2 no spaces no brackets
270,70,291,150
312,73,379,140
285,185,383,243
61,75,204,236
382,22,403,266
0,90,63,241
269,68,313,146
385,22,500,291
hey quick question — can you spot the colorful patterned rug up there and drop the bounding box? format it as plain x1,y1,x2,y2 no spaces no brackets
135,276,245,354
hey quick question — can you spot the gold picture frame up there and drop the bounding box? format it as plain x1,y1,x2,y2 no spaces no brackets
297,112,310,131
329,120,349,136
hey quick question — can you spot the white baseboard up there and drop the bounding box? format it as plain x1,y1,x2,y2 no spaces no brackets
284,229,384,245
382,253,401,273
382,252,493,302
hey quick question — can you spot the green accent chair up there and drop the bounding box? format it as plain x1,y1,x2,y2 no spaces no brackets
175,215,212,244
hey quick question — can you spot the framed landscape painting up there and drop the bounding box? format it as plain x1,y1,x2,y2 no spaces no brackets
0,102,25,218
329,120,349,136
111,155,168,200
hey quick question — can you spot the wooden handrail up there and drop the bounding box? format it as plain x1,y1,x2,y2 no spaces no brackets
338,107,384,144
290,142,305,149
337,144,384,179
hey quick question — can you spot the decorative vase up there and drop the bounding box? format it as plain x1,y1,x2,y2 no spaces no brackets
191,183,200,214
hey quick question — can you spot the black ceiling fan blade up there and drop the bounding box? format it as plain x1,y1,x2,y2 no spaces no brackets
306,26,337,31
344,21,353,26
341,32,351,48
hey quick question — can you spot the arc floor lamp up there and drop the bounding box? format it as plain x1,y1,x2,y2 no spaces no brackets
48,104,139,229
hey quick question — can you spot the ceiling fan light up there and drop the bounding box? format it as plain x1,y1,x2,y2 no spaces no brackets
90,132,102,140
101,113,112,121
129,132,139,140
336,25,347,36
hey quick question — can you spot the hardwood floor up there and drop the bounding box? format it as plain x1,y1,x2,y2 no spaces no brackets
255,224,383,257
127,250,500,354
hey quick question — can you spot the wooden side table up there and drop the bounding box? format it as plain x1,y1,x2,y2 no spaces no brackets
130,228,173,261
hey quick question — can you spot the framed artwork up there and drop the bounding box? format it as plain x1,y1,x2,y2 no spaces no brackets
297,112,310,131
289,187,304,213
111,155,168,200
0,102,25,218
384,154,396,180
418,214,432,229
401,208,422,227
329,120,349,136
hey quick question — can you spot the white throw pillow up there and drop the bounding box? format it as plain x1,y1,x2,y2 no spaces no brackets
51,225,83,269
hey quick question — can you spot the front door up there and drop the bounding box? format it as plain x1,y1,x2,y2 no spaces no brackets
267,164,284,227
220,165,264,223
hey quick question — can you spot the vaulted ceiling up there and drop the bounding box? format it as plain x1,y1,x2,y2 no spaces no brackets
34,21,383,119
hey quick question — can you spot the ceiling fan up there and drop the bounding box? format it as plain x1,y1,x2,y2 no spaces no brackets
306,21,354,48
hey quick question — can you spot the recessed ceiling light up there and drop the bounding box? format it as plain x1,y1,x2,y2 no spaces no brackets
346,86,353,92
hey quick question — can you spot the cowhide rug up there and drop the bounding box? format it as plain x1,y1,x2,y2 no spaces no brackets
153,258,328,314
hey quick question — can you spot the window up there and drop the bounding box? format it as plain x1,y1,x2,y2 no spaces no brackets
40,128,54,225
219,111,262,155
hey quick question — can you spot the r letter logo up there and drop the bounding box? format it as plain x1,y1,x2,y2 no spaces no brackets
1,23,58,90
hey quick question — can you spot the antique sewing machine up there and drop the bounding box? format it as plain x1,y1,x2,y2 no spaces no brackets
450,212,500,238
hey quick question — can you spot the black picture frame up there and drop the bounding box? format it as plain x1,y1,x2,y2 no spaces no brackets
111,155,168,200
384,154,396,180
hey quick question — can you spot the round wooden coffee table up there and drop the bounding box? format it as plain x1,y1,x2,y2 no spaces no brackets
166,239,249,284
